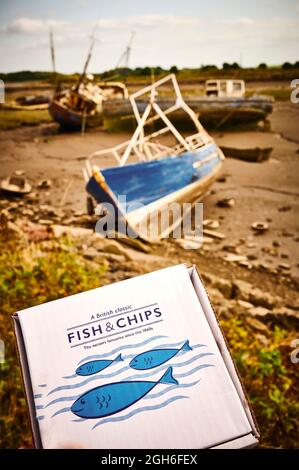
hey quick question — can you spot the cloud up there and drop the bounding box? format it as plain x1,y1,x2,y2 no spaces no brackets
1,17,69,34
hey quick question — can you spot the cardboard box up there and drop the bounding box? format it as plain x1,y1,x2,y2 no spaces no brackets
13,264,259,449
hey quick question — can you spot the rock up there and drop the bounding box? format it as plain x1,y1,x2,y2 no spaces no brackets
251,221,269,233
222,244,241,254
238,260,252,268
38,219,53,226
203,228,226,240
175,238,201,250
248,306,271,317
202,273,232,298
22,208,34,217
15,170,25,176
113,236,152,254
37,179,52,189
237,299,254,310
98,240,133,261
272,240,281,247
278,263,291,270
83,247,99,260
247,253,258,260
281,253,289,259
232,279,280,309
281,230,293,237
203,219,220,229
232,279,252,301
245,317,269,332
223,254,248,263
52,224,93,238
216,176,227,183
246,242,257,249
101,253,126,264
217,198,235,208
278,205,291,212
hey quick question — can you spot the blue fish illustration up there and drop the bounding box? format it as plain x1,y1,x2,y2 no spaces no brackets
71,366,178,419
76,353,123,376
129,340,192,370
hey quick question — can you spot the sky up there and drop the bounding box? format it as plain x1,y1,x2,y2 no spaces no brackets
0,0,298,73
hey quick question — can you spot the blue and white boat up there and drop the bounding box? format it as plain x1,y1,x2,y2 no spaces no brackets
84,74,224,237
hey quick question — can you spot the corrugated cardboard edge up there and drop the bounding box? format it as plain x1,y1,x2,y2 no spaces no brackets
12,314,42,449
187,264,260,448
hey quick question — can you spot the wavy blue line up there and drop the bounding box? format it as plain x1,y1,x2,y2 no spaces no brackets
45,394,81,408
63,374,77,380
37,416,45,421
72,418,87,422
124,356,213,382
176,364,214,378
34,394,42,399
48,365,131,395
122,342,207,360
35,405,44,410
51,407,71,418
92,395,188,429
77,335,167,365
38,384,47,388
145,380,200,400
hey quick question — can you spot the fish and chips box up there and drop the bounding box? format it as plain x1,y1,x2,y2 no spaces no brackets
13,264,259,449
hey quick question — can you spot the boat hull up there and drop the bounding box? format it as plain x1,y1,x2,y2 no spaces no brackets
103,97,273,131
49,99,103,130
86,143,223,237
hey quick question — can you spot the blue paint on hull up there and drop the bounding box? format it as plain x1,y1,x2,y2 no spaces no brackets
86,143,222,214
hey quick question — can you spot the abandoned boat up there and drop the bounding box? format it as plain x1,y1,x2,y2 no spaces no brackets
49,77,128,130
84,74,224,238
103,79,273,130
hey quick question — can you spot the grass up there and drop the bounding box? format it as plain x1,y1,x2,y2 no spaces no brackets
0,110,52,130
0,230,298,448
0,233,106,448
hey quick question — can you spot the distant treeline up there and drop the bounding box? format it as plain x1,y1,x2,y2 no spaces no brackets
1,62,299,83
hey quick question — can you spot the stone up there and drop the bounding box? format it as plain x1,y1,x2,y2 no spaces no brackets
237,299,254,310
272,240,281,247
217,198,235,208
37,179,52,189
223,254,248,263
281,253,289,259
278,263,291,270
38,219,53,226
245,317,269,332
175,238,201,250
278,205,291,212
251,221,269,233
203,228,226,240
203,219,220,229
83,247,99,260
98,240,133,261
248,306,271,317
202,273,232,298
222,244,241,254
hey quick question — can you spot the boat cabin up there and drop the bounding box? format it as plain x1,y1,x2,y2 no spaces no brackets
205,80,245,98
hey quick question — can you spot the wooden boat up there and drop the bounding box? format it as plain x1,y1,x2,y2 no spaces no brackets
103,95,273,131
49,81,128,130
84,74,224,238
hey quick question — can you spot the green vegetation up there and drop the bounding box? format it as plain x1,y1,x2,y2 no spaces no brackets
221,317,299,448
0,110,52,130
0,232,106,448
1,62,298,84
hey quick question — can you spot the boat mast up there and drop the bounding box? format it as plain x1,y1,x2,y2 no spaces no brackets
49,27,57,90
74,23,98,92
115,31,135,69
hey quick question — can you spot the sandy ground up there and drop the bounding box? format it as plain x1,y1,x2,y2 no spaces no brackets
0,101,299,282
